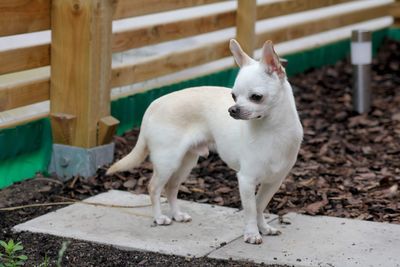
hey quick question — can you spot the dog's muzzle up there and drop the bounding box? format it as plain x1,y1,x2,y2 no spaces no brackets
228,106,241,119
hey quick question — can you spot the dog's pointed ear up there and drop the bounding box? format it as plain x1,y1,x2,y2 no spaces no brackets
230,39,253,67
260,40,285,78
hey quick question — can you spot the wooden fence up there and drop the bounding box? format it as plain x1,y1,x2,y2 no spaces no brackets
394,0,400,26
0,0,396,148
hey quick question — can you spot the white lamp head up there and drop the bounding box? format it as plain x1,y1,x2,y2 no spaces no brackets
351,29,372,65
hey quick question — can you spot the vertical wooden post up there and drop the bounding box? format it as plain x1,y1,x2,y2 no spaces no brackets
50,0,117,148
393,0,400,27
236,0,256,57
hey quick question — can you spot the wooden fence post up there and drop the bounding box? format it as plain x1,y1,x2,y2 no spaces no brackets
236,0,256,57
393,0,400,27
50,0,118,148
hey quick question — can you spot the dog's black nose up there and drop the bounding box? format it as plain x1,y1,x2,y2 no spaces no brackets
229,106,240,116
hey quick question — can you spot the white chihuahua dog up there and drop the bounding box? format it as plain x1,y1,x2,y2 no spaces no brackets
107,39,303,244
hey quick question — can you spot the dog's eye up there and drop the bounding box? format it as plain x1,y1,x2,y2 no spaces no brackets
232,93,237,102
250,94,263,102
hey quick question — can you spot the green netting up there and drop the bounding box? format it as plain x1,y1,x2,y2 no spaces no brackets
0,27,398,189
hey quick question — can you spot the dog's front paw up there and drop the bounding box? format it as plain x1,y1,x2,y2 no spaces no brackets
258,223,281,236
244,231,263,244
173,212,192,222
154,215,172,225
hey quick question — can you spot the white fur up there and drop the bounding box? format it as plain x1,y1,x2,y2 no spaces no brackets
107,39,303,244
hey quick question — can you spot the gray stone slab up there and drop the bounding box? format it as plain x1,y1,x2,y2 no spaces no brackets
48,143,114,180
14,190,255,257
209,212,400,267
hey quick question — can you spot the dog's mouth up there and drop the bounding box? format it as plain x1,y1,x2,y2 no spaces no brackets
229,112,249,120
230,114,253,121
228,107,262,120
229,113,259,120
229,113,242,120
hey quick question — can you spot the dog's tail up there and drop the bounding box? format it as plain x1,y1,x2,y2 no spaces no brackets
106,133,148,175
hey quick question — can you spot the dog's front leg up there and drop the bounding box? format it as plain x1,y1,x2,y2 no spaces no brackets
238,173,262,244
256,181,282,235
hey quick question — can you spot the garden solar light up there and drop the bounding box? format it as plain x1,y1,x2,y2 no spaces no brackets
351,29,372,114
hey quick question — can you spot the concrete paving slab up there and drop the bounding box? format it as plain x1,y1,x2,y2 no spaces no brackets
14,190,256,257
209,212,400,267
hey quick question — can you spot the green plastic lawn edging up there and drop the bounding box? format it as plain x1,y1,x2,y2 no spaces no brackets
387,27,400,41
0,119,52,188
0,27,396,189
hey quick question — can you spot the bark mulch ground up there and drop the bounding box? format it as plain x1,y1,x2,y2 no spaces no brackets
1,38,399,266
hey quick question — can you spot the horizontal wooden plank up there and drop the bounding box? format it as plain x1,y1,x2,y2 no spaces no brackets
112,0,357,52
257,0,357,21
112,10,235,52
391,2,400,18
0,44,50,75
113,0,224,20
256,4,390,48
0,77,50,112
0,0,50,36
0,112,48,130
111,40,230,87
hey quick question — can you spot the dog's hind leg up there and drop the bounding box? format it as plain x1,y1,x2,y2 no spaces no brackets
165,152,199,222
148,150,184,225
148,147,191,225
256,181,282,235
148,170,173,225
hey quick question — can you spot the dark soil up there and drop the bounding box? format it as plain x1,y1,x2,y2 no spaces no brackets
1,38,400,266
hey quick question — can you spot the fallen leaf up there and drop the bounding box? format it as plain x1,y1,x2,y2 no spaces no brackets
215,187,232,194
179,185,191,194
123,179,137,189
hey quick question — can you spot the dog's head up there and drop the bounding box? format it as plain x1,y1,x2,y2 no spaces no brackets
228,39,287,120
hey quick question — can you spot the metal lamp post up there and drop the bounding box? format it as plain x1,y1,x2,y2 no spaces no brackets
351,29,372,114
